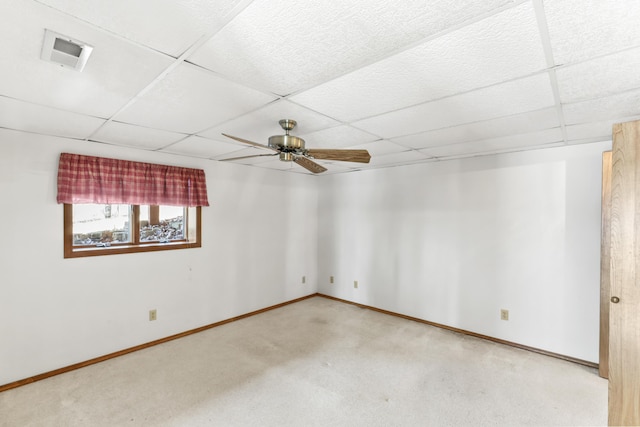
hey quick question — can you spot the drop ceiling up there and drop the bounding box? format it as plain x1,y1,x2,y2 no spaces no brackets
1,0,637,175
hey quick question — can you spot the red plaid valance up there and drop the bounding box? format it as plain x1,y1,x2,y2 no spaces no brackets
56,153,209,207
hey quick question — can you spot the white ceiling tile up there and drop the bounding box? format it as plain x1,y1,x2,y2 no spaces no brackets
189,0,514,95
563,89,640,125
314,162,360,174
35,0,246,57
253,158,307,173
347,140,410,157
114,63,277,134
298,126,379,150
420,128,564,158
161,136,247,159
290,2,546,122
5,0,639,174
556,47,640,103
353,73,556,138
367,150,432,167
431,142,565,161
91,121,187,150
198,100,339,142
215,147,276,163
391,108,560,149
565,115,640,142
0,96,104,139
545,0,640,66
0,0,174,118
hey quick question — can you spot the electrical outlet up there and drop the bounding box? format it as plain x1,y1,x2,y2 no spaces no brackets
302,275,306,284
500,309,509,321
354,280,358,289
330,276,334,284
149,309,157,321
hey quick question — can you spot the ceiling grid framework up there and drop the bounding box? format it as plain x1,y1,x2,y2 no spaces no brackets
0,0,637,174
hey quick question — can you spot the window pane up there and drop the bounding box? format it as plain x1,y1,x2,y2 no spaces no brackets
72,204,131,246
140,206,185,242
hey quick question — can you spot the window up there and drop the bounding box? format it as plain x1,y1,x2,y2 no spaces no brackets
64,204,201,258
57,152,209,258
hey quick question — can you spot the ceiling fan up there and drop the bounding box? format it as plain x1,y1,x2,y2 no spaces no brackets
221,119,371,173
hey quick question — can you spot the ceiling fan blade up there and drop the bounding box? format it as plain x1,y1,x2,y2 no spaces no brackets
222,133,278,152
294,156,327,174
306,148,371,163
219,153,278,162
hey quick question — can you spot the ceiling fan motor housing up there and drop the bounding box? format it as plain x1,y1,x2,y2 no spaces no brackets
269,134,306,161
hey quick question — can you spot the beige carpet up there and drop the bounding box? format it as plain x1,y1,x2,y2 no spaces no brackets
0,296,607,426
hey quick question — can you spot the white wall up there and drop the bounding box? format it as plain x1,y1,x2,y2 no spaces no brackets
317,141,611,363
0,127,610,385
0,128,318,385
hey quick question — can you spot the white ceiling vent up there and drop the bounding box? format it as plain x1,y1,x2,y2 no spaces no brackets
41,29,93,72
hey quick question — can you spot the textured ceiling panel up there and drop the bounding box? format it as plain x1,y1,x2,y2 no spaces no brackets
310,162,358,174
565,115,640,142
556,47,640,103
366,150,432,167
298,126,378,150
290,2,546,122
114,63,277,134
3,1,639,174
0,0,174,118
391,107,560,149
251,161,304,174
353,74,555,138
35,0,246,56
563,89,640,125
420,128,563,158
161,136,244,158
545,0,640,66
0,96,104,139
346,140,410,157
90,121,187,150
215,147,276,163
198,100,338,142
188,0,514,95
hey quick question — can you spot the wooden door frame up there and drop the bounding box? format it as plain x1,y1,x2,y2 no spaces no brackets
599,151,611,379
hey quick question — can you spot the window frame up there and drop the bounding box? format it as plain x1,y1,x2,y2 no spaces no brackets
63,204,201,258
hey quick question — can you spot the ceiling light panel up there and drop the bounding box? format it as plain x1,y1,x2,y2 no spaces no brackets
0,0,174,118
188,0,515,95
290,2,546,122
563,89,640,125
114,63,277,134
90,121,187,150
353,73,555,139
198,100,339,142
545,0,640,66
0,96,104,139
35,0,246,56
556,47,640,103
391,108,560,149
